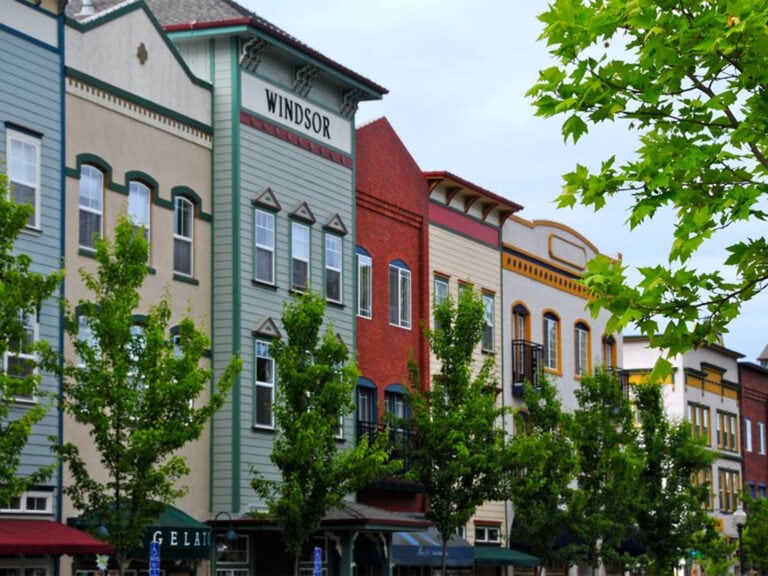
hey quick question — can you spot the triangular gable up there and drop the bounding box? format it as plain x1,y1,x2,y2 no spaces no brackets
252,318,281,339
290,201,316,224
65,0,211,126
251,187,281,212
323,213,347,236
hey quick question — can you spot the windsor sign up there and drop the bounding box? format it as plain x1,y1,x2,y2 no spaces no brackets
241,72,352,153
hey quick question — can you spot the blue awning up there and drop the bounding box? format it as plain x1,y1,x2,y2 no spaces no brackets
392,527,474,567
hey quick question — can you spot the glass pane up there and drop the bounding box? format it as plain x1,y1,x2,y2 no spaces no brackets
256,248,273,283
326,269,340,302
255,385,272,426
174,238,192,275
79,211,101,248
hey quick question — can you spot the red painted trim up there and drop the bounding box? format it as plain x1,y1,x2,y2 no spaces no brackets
429,202,499,247
164,18,251,32
240,110,353,169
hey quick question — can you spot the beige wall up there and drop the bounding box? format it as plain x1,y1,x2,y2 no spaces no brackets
63,41,213,526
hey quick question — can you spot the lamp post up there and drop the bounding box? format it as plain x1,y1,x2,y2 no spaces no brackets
733,505,747,576
211,512,237,576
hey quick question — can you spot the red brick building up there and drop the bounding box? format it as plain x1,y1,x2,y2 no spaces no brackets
739,361,768,498
354,117,430,513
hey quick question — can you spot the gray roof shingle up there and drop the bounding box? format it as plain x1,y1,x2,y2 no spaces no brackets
66,0,387,95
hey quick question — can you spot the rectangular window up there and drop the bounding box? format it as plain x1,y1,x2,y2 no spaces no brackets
574,324,589,376
0,490,51,514
291,222,310,292
433,275,449,330
717,411,738,452
745,418,753,453
357,253,372,318
255,209,275,284
7,129,41,228
128,181,151,241
475,525,501,544
718,468,740,513
687,403,711,445
543,314,559,371
602,335,616,369
482,293,494,352
759,422,766,455
173,197,194,276
77,314,98,368
693,467,713,510
325,234,342,303
254,340,274,428
388,264,411,329
4,310,37,400
79,165,103,249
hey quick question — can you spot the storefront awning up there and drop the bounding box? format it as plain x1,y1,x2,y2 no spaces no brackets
137,505,211,560
0,519,113,555
392,527,474,567
474,545,540,567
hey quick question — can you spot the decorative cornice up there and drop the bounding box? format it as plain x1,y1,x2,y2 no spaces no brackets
240,37,272,73
503,252,588,299
293,63,322,97
66,74,212,149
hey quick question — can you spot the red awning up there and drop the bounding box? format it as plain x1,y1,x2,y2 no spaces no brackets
0,520,113,555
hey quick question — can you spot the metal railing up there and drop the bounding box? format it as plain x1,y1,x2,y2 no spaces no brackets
510,339,543,397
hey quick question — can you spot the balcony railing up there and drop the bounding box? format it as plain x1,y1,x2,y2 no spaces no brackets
511,339,543,397
357,420,416,474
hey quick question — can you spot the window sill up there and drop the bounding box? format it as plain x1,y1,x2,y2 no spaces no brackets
327,300,345,310
252,279,277,291
173,273,199,285
78,247,97,258
252,425,275,433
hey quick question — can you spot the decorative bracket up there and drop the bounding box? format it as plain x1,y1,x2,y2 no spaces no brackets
240,37,272,72
340,88,366,118
294,64,322,97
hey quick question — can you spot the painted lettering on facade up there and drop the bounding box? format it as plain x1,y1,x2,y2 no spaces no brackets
264,89,331,139
151,529,211,548
240,72,352,154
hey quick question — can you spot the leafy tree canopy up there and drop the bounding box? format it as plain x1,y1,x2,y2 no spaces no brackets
407,286,510,575
252,291,394,568
57,215,240,567
529,0,768,378
0,172,62,505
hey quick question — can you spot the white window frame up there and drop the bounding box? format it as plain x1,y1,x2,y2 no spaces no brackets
543,313,559,371
4,310,37,401
254,339,275,429
0,490,52,514
575,322,589,376
254,209,275,285
474,525,501,544
482,293,494,352
325,233,342,303
173,196,194,276
128,181,151,241
745,418,753,452
78,164,103,250
7,129,41,229
388,263,411,329
77,314,98,368
291,221,310,292
357,252,372,318
759,422,766,455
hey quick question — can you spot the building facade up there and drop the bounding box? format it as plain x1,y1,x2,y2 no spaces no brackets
355,117,430,515
738,361,768,499
623,336,744,539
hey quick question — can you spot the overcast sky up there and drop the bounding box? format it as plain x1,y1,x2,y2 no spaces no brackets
241,0,768,363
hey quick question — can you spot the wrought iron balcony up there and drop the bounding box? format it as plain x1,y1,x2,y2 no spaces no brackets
356,420,417,474
511,339,543,397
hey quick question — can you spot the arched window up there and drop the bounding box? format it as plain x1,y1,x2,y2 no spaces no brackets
542,311,560,373
128,180,151,241
574,321,591,376
79,165,103,249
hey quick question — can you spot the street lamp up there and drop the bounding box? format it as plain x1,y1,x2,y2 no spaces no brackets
733,505,747,576
211,512,237,576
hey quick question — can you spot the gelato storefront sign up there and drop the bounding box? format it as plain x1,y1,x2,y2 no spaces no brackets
138,506,212,560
